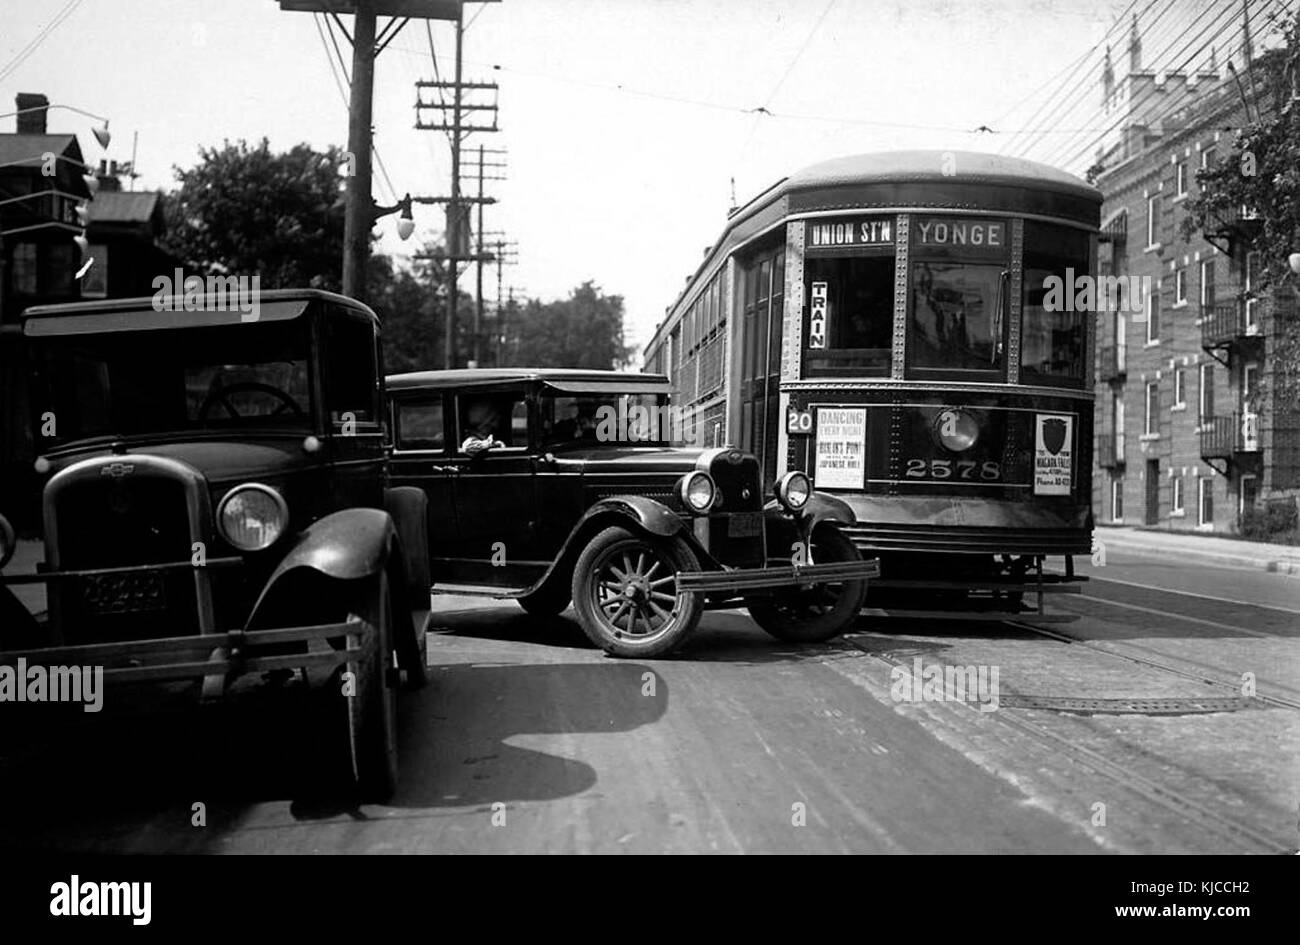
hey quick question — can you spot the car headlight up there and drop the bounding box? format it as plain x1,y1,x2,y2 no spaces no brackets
217,484,288,551
776,471,811,512
0,513,14,570
679,471,716,514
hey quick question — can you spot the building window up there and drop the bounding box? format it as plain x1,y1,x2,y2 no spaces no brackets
1146,291,1160,343
82,243,108,297
1198,476,1214,528
1176,161,1187,196
1145,381,1159,435
10,242,38,294
1199,259,1215,307
1239,474,1259,517
1174,267,1186,305
1111,478,1124,522
1172,475,1185,515
1146,194,1159,247
1198,362,1215,425
1173,367,1186,407
1201,147,1217,172
1245,251,1260,332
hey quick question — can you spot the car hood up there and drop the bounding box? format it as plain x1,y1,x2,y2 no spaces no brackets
38,438,318,486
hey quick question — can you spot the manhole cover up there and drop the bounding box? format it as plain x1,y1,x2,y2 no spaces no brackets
999,695,1260,715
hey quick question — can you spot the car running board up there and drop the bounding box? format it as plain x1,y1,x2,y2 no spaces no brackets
431,583,533,600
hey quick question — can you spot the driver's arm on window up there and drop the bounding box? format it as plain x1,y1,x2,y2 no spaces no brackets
461,431,505,455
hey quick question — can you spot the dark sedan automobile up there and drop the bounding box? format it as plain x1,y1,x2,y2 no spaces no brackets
386,368,880,657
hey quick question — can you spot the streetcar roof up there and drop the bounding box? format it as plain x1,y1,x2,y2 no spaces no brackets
783,150,1100,201
386,367,670,393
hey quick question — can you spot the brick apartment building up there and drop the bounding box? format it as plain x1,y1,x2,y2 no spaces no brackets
1090,20,1300,537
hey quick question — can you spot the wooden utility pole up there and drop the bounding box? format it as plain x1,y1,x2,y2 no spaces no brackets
342,1,377,301
278,1,462,304
446,8,464,368
413,2,501,368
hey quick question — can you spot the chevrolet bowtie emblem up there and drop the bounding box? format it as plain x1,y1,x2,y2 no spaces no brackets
100,462,135,478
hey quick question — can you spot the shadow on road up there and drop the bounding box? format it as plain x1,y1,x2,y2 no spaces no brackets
0,660,667,851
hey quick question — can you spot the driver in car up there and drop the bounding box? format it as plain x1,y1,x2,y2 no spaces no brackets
461,399,506,456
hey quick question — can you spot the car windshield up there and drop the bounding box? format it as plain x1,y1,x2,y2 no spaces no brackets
540,391,670,448
29,319,314,446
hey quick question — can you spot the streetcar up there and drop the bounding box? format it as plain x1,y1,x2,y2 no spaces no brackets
643,150,1103,617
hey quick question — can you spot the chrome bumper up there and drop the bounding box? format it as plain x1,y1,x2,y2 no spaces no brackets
675,557,880,593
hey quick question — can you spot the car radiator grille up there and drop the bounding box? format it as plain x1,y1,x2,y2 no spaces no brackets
52,477,200,642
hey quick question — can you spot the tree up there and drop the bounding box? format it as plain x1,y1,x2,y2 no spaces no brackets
1182,33,1300,411
500,281,634,369
162,138,350,290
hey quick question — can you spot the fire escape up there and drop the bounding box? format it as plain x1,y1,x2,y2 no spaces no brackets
1198,205,1263,475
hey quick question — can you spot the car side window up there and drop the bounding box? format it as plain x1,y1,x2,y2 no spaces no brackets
395,399,445,451
458,390,528,453
326,313,379,428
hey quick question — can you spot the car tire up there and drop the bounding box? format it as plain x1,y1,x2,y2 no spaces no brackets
318,572,399,802
747,526,867,644
571,525,701,658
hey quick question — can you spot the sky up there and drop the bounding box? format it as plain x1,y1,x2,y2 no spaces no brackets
1,0,1280,359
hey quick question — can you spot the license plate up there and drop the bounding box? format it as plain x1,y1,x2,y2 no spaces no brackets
727,511,763,538
82,571,167,615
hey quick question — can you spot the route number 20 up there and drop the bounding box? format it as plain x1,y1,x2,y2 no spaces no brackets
787,410,814,434
905,458,1001,480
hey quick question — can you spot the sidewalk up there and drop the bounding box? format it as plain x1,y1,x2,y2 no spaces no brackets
1095,525,1300,577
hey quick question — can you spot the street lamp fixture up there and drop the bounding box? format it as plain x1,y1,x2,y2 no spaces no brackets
1288,252,1300,275
374,192,415,241
0,103,111,148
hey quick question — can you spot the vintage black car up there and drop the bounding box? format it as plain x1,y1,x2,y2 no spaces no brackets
385,368,880,657
0,289,431,800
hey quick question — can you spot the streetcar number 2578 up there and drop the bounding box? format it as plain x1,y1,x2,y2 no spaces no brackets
905,459,1001,480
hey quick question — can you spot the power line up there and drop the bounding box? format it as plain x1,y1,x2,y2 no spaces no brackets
1037,0,1280,169
734,0,839,171
316,12,396,202
0,0,85,85
997,0,1177,156
1027,0,1251,167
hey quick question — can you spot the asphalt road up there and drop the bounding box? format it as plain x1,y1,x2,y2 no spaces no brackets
2,551,1296,854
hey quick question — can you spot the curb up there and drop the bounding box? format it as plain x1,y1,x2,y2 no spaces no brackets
1096,533,1300,577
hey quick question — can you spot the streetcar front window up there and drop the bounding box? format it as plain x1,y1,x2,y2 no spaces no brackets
1021,221,1090,386
908,261,1006,375
803,254,894,377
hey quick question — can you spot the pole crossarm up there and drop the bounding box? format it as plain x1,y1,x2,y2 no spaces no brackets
412,195,497,205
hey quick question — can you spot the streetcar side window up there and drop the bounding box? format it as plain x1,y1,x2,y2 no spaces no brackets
803,255,894,377
1022,221,1090,387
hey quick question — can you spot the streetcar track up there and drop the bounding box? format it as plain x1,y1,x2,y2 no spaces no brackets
841,635,1294,855
1005,618,1300,711
1046,569,1300,617
1074,593,1279,640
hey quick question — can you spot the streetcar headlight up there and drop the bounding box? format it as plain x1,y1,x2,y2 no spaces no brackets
776,471,811,512
217,483,288,551
935,408,980,453
679,471,716,514
0,513,14,570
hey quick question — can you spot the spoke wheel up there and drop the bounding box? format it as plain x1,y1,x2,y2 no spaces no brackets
747,526,868,644
572,526,701,658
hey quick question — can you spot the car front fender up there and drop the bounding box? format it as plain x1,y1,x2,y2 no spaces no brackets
245,507,398,630
763,491,858,556
578,495,687,540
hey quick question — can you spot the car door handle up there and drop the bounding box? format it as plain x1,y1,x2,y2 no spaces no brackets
429,465,456,474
